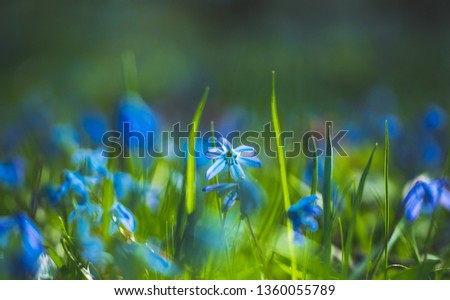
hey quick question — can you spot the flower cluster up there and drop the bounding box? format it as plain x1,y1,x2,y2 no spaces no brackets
402,178,450,221
202,137,262,216
287,195,322,245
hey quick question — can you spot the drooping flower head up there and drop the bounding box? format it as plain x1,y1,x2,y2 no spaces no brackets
0,213,45,278
202,179,264,216
205,137,261,181
203,183,238,213
116,92,158,154
80,112,109,146
72,148,109,177
402,178,450,222
0,158,25,189
109,202,137,235
287,195,322,245
48,170,99,204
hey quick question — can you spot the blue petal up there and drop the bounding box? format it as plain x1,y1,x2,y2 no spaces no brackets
113,172,134,200
429,179,450,210
206,158,227,180
230,162,245,181
288,194,319,217
205,148,224,159
301,215,319,232
0,158,25,188
110,202,137,234
16,214,45,275
234,145,256,156
218,137,233,152
202,183,237,193
236,156,262,168
222,191,238,213
405,197,422,221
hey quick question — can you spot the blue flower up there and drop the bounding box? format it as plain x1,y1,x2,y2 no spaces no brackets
138,241,179,277
110,202,137,235
116,92,158,152
113,172,134,200
69,201,103,226
80,112,109,146
422,104,447,131
0,213,45,278
0,158,25,189
51,170,93,204
202,180,264,216
51,124,80,153
72,217,106,265
402,179,450,221
72,148,109,177
202,183,238,213
287,195,322,245
205,137,261,181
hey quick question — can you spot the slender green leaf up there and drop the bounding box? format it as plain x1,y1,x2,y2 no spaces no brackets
270,71,297,280
322,122,333,263
185,87,209,214
343,144,377,275
384,120,390,278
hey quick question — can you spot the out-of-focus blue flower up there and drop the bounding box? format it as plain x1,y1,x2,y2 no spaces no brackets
116,92,158,153
0,158,25,189
143,185,160,210
80,112,109,146
72,217,106,265
202,180,264,216
113,172,134,200
202,183,238,213
116,240,179,278
420,137,444,168
422,104,447,131
287,195,322,245
51,124,80,153
0,213,45,278
110,202,137,234
238,180,264,217
137,240,179,277
205,137,261,181
402,179,450,221
72,148,109,177
51,170,93,204
69,201,103,226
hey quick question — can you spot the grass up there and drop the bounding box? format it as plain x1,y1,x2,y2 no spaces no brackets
0,74,449,280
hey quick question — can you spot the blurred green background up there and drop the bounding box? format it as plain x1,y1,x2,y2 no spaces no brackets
1,0,449,119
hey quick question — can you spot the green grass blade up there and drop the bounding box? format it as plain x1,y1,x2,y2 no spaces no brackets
121,51,139,93
311,138,318,195
270,71,297,280
185,87,209,214
343,143,377,275
322,122,333,263
101,178,114,240
384,120,390,278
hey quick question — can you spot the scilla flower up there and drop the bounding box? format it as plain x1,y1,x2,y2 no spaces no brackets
0,158,25,189
202,180,264,216
205,137,261,181
402,178,450,221
203,183,238,213
110,202,137,235
287,195,322,245
0,213,45,278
